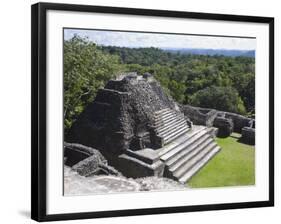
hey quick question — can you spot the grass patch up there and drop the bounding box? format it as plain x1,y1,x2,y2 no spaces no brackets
188,133,255,188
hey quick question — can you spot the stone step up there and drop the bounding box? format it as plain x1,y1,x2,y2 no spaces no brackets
173,142,217,179
155,114,185,129
125,148,159,164
157,120,187,135
157,109,176,118
158,120,188,137
160,128,207,160
154,108,170,115
169,138,213,173
118,154,165,177
161,123,189,140
179,146,221,183
154,112,177,123
166,134,210,167
163,126,189,145
154,109,174,118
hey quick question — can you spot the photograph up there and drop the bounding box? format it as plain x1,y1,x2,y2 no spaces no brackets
31,2,274,221
63,29,256,196
0,0,278,223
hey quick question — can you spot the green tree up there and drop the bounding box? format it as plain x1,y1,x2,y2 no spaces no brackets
168,80,186,103
190,86,246,114
64,37,255,127
64,36,123,131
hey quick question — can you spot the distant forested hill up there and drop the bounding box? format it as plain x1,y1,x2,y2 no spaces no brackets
64,36,255,130
162,48,255,57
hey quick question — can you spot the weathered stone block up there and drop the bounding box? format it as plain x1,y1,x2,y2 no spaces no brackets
181,105,217,127
241,127,255,145
72,155,106,176
213,117,233,137
224,112,252,133
117,154,165,178
65,142,121,177
64,142,106,167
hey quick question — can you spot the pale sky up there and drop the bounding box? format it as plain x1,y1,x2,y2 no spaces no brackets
64,29,256,50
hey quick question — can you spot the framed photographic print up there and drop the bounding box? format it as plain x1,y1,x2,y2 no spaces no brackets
31,2,274,222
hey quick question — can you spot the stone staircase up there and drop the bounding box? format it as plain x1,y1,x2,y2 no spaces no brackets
118,108,221,183
158,125,220,183
153,108,190,145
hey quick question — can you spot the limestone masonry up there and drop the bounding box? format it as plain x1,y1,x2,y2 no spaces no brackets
65,73,254,183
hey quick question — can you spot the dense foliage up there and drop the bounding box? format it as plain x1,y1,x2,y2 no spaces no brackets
64,36,123,130
189,86,246,114
64,36,255,131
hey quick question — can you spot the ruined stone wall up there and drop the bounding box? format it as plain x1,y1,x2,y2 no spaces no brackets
181,104,254,138
213,117,234,137
181,105,217,127
67,88,132,156
64,142,121,176
222,112,252,133
241,127,255,145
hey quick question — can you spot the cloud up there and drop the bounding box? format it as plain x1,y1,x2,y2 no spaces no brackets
64,29,256,50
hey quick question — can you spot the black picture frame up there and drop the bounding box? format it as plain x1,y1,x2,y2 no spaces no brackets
31,2,274,222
